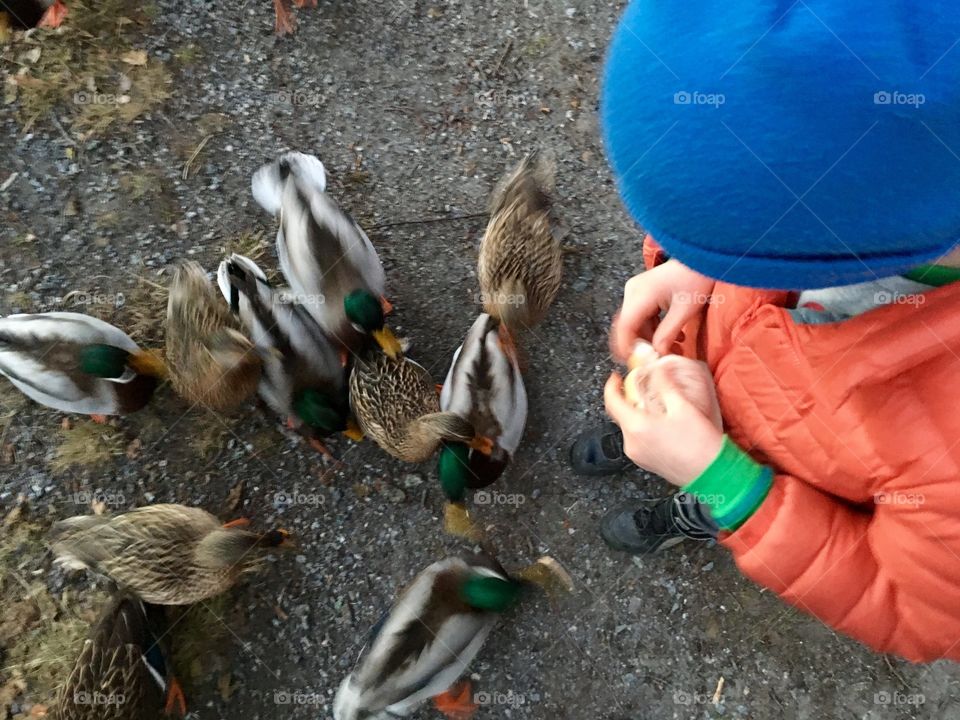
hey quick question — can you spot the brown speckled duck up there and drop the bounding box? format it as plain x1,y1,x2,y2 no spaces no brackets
50,504,292,605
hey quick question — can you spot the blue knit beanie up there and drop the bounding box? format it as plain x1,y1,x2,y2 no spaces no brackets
602,1,960,289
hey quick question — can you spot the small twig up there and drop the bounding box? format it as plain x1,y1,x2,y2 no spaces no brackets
368,212,487,231
883,654,910,688
49,115,76,147
182,133,214,180
493,38,514,77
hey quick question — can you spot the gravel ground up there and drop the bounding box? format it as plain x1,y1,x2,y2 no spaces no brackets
1,1,959,719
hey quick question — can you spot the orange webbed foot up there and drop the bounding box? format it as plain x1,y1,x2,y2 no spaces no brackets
222,518,251,529
433,680,478,720
273,0,295,35
164,676,187,716
38,0,68,28
89,414,108,425
308,437,343,467
293,0,317,7
435,383,444,396
380,295,394,315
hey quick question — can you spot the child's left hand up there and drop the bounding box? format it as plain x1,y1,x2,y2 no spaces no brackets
604,360,724,487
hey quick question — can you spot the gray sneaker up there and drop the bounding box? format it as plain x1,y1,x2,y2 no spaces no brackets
600,496,714,555
569,422,635,476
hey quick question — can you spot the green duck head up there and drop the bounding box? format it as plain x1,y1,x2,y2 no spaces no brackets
343,289,402,359
79,344,132,378
79,344,166,379
458,572,523,613
438,442,473,503
293,389,346,434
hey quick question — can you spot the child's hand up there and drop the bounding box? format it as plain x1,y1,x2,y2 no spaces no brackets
610,260,715,361
604,359,723,487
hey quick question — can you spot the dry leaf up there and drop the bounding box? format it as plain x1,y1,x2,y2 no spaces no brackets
3,75,14,105
121,49,148,66
217,672,235,702
3,495,26,527
30,703,48,717
91,499,107,516
273,605,289,621
22,47,42,64
125,438,142,459
225,480,245,513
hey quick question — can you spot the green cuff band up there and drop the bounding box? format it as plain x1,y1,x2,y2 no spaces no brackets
683,435,773,530
902,264,960,287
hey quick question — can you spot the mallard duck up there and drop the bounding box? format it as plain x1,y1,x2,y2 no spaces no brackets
477,152,562,353
349,348,480,463
50,504,292,605
334,552,573,720
2,0,67,28
0,312,164,421
56,596,186,720
251,151,401,360
165,261,262,413
216,254,361,454
273,0,315,35
439,313,527,487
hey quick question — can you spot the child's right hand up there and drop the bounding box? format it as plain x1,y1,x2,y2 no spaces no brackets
610,260,715,361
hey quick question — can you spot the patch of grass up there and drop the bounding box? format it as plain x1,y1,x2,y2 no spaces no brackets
4,0,170,138
119,168,178,224
0,507,107,715
170,594,232,687
50,421,125,472
188,417,235,456
173,43,202,65
115,274,168,347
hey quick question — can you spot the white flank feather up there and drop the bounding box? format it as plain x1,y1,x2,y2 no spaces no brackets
251,151,327,216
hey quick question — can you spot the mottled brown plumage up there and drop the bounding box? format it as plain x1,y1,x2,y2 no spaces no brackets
50,504,290,605
55,597,178,720
349,349,475,462
165,262,262,412
478,152,562,332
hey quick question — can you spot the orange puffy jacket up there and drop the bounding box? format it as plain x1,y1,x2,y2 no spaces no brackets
643,236,960,662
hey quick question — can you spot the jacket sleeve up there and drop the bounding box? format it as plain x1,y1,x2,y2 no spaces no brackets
721,475,960,662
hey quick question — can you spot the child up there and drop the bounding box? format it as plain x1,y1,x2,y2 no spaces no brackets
573,0,960,663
